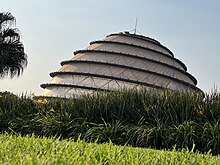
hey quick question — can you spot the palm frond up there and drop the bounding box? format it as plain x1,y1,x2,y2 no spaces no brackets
0,12,27,78
0,12,16,32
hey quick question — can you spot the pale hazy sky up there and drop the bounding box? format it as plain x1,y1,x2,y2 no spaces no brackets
1,0,220,95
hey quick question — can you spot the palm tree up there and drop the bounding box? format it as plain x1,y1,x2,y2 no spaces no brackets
0,12,27,78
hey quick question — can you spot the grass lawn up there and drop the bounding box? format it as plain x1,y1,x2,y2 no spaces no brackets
0,133,219,165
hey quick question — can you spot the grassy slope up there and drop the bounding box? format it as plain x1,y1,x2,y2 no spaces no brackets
0,133,219,165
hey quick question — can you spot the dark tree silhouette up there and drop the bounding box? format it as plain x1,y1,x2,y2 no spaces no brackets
0,12,27,78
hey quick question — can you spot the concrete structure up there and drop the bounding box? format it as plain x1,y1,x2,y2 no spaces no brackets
41,31,202,97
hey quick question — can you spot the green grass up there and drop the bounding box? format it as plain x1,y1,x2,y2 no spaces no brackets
0,133,219,165
1,89,220,154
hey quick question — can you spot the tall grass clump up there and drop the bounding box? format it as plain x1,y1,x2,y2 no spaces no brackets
1,88,220,154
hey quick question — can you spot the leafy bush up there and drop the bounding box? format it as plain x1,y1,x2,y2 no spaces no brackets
1,89,220,154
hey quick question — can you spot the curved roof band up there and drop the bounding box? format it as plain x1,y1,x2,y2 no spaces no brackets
41,31,202,97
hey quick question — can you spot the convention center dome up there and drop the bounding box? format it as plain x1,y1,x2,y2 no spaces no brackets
41,31,202,97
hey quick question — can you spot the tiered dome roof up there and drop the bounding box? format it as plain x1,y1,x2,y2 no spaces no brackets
41,31,202,97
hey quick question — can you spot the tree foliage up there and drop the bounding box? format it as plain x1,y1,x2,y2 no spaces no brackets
0,12,27,78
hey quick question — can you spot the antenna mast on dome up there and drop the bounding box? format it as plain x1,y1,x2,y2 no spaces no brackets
134,14,138,34
131,12,142,35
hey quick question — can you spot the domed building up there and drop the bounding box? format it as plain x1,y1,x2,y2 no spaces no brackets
41,31,202,97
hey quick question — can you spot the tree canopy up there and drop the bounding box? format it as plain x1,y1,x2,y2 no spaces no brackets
0,12,27,78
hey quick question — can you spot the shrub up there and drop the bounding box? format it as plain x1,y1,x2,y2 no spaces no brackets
1,89,220,154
